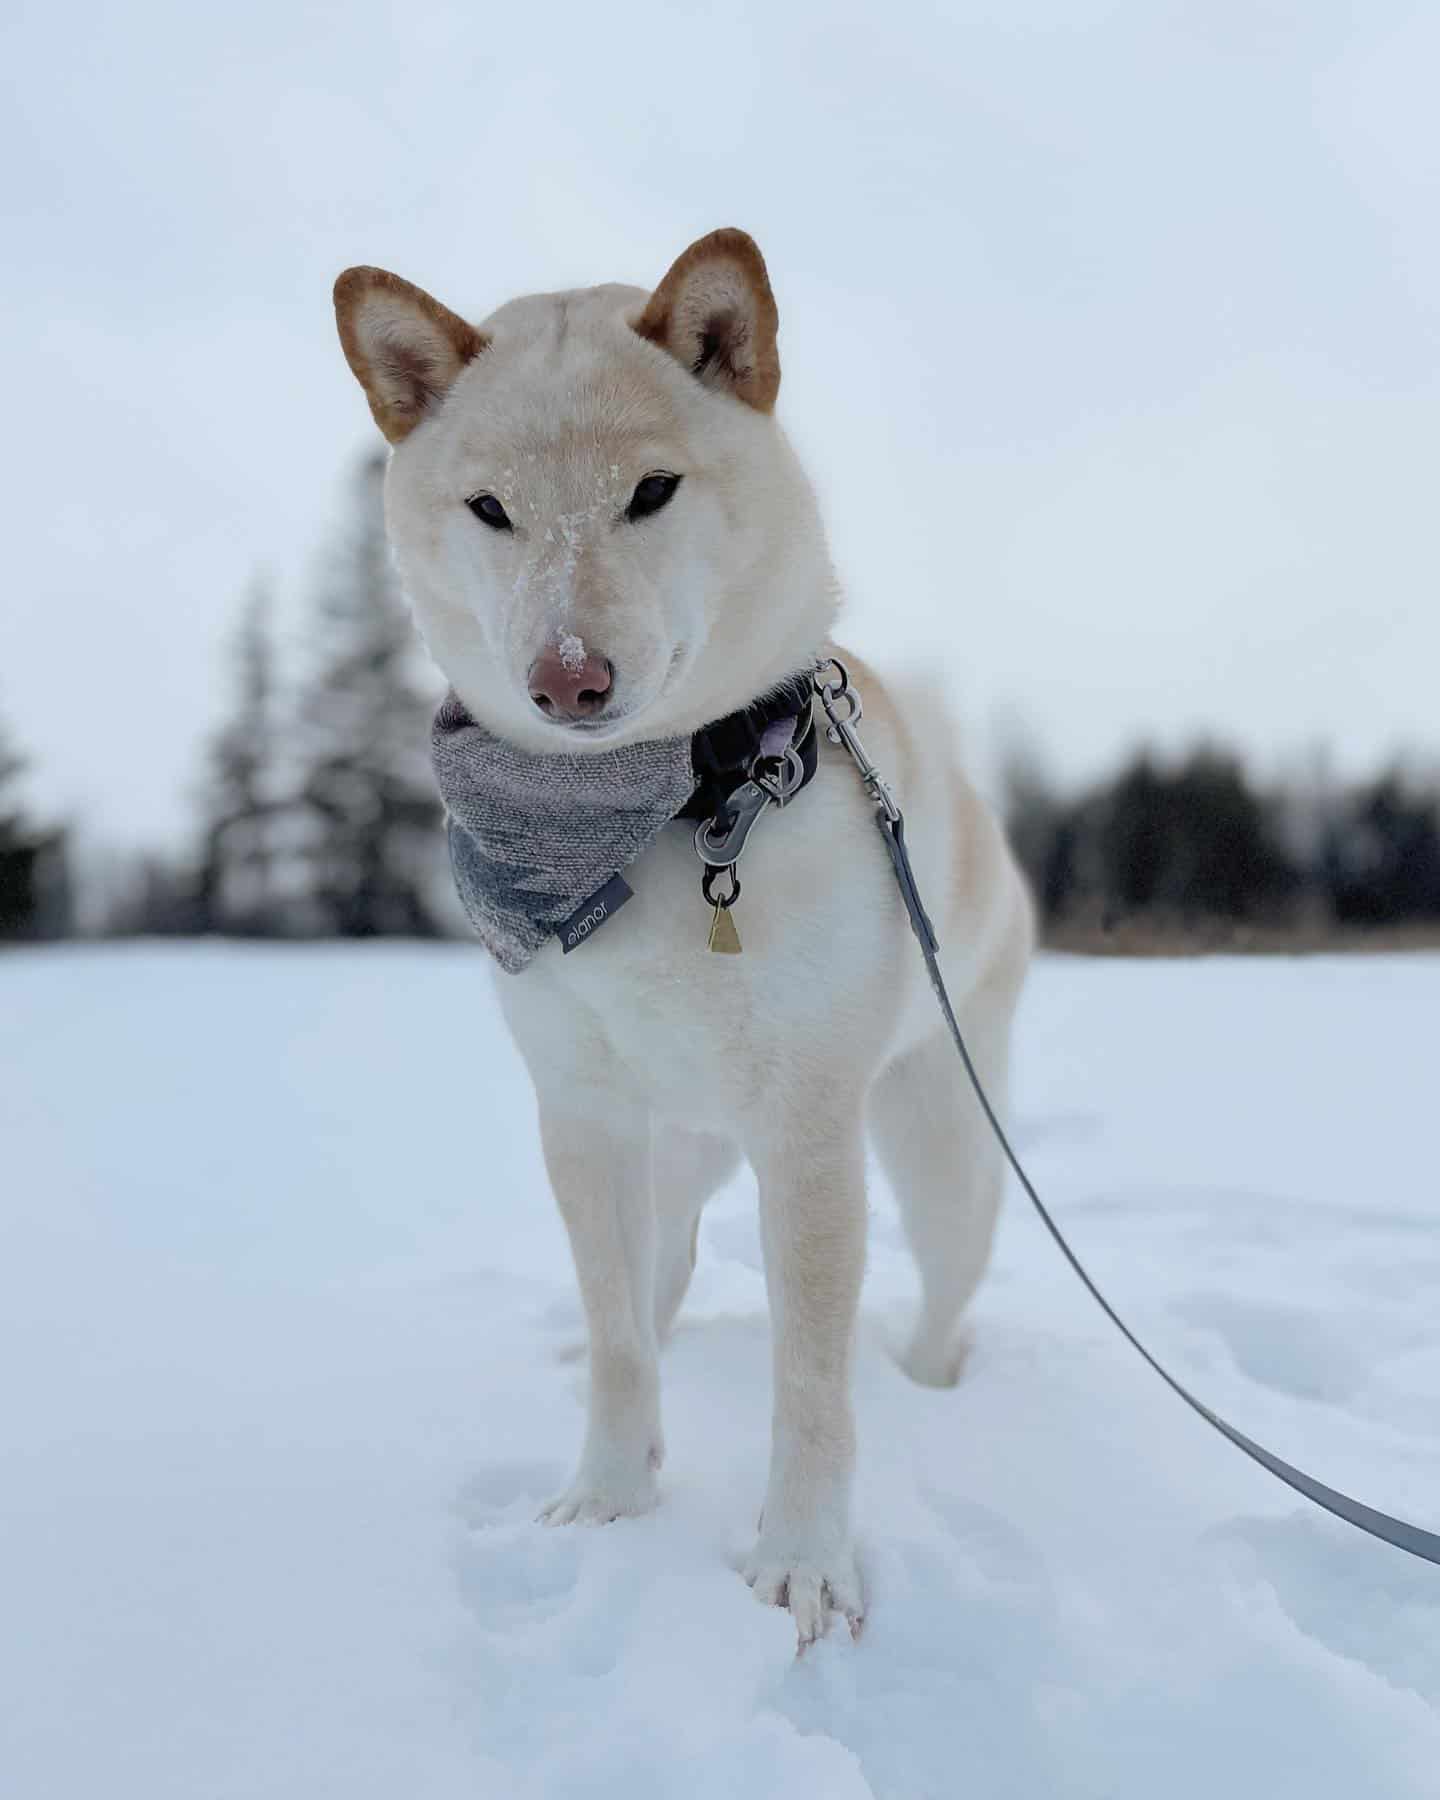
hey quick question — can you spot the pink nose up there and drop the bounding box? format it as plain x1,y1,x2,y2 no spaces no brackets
528,645,614,720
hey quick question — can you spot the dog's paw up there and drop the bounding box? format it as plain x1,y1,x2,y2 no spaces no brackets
899,1321,971,1389
536,1453,660,1527
742,1535,864,1649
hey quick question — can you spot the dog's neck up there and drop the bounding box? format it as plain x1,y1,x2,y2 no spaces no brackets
432,661,822,974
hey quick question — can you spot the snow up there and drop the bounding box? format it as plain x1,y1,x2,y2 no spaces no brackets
2,945,1438,1798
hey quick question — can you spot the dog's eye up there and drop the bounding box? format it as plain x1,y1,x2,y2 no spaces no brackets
466,493,512,531
626,472,682,521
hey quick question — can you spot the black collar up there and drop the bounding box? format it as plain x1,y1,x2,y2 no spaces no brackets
676,671,820,823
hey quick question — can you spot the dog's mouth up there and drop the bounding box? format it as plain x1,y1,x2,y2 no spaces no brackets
544,713,630,739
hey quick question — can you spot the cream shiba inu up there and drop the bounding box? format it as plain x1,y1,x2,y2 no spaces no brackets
333,229,1032,1645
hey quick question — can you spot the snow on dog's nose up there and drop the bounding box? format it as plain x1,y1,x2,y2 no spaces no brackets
527,638,614,721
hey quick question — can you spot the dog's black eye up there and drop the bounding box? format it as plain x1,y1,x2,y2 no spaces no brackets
466,493,512,531
626,472,681,521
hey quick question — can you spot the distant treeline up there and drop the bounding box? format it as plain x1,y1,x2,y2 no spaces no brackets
3,456,1439,950
1004,741,1440,948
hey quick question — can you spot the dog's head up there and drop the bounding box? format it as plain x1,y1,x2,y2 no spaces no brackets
333,229,835,752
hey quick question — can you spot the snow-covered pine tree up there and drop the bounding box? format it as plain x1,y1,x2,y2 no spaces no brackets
0,709,71,941
194,577,288,935
294,453,450,938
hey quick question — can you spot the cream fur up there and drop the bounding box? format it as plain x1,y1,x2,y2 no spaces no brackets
333,232,1034,1647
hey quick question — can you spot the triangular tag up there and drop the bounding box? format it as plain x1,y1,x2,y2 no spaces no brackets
707,903,742,955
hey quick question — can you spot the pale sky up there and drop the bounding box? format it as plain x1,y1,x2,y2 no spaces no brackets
3,0,1437,846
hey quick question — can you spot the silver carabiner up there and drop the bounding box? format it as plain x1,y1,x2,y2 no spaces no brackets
693,737,809,868
693,779,772,868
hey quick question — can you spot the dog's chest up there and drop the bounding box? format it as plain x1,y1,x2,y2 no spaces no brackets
495,792,881,1124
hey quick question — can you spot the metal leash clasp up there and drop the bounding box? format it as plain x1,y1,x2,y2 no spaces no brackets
814,657,939,955
813,657,901,824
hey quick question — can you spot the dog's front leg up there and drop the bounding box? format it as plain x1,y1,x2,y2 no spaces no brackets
536,1097,663,1525
745,1096,867,1644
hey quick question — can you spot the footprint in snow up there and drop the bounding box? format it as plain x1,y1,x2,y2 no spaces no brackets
452,1461,590,1636
1171,1289,1429,1408
1171,1292,1373,1406
1209,1513,1440,1706
454,1460,562,1523
920,1487,1053,1594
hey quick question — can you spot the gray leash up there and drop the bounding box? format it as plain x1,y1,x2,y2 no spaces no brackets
813,658,1440,1570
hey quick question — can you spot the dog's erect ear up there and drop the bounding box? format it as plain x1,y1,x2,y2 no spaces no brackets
333,267,488,444
633,229,780,413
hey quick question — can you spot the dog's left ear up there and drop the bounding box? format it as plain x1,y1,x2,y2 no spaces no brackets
333,266,488,444
633,228,780,413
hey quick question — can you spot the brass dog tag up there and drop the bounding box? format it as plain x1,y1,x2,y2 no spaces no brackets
708,901,742,954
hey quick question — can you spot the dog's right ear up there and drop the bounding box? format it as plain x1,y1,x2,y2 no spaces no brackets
333,267,488,444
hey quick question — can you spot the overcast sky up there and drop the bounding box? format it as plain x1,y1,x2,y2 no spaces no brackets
3,0,1437,845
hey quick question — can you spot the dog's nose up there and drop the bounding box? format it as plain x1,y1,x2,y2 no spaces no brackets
528,645,614,720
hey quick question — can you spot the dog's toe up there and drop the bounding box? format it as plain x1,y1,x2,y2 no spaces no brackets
536,1472,658,1527
743,1541,864,1650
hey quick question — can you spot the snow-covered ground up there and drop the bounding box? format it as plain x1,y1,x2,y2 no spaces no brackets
3,945,1437,1798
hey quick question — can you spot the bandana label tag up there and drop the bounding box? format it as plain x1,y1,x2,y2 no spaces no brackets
556,873,634,954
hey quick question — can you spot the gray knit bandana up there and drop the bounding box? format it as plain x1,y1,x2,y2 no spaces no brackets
432,691,698,973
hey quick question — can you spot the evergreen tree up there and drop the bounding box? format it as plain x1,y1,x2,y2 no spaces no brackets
1096,751,1168,921
1323,771,1440,926
295,454,448,937
194,578,287,934
1155,748,1297,921
1085,747,1297,927
0,711,70,941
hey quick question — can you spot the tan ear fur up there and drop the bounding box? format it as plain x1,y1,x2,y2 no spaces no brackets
633,228,780,412
333,266,488,444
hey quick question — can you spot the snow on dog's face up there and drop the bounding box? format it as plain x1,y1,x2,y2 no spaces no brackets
333,230,834,753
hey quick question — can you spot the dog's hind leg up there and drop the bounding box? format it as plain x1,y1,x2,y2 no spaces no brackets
868,974,1017,1388
651,1125,740,1340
